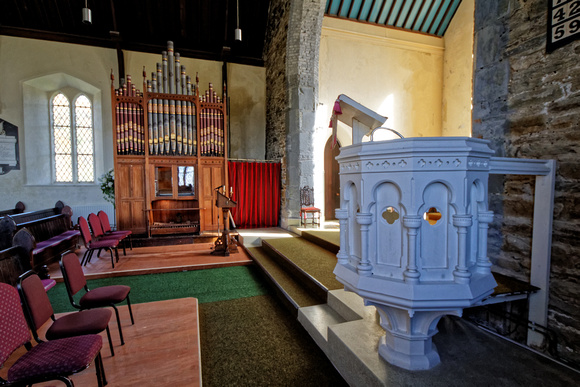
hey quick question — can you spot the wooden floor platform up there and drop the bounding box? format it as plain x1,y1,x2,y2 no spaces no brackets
1,298,202,387
47,241,252,281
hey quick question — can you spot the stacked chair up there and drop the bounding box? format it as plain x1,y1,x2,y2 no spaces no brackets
98,210,132,250
78,215,121,268
84,212,133,268
0,282,107,386
60,251,135,345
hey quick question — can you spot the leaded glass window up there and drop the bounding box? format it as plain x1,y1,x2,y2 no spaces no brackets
51,92,94,183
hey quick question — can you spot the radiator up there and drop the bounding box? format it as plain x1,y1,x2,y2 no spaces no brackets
70,204,115,229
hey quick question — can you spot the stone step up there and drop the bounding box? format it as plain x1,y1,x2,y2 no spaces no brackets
328,289,377,322
245,246,323,316
261,237,342,302
297,303,346,355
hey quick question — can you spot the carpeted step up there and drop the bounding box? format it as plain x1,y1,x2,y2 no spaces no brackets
246,246,323,316
301,230,340,254
261,237,343,302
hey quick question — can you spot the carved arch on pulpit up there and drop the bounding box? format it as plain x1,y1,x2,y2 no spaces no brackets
342,181,361,267
368,180,406,276
417,181,457,280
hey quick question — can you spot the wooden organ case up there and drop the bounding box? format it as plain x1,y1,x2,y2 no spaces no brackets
111,42,228,237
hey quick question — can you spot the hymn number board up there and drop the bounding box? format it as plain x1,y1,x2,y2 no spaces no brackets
548,0,580,52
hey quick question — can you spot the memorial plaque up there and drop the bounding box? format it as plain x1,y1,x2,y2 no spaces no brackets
0,119,19,174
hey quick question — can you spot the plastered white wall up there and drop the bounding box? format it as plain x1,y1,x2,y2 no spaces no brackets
318,17,445,149
442,0,474,136
0,36,266,211
0,36,116,211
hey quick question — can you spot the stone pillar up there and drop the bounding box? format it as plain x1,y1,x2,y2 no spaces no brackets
335,208,349,265
403,215,422,284
453,214,473,284
476,210,494,274
356,212,373,276
282,0,326,227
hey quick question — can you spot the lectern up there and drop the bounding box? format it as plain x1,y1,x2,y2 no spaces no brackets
211,191,238,256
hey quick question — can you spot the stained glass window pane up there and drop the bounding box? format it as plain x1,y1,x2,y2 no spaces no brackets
75,95,94,182
52,93,72,182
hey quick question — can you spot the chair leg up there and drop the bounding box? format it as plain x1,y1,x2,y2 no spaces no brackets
105,325,115,356
56,376,75,387
85,249,95,265
108,248,115,269
81,250,90,266
126,294,135,325
95,352,107,387
112,304,125,345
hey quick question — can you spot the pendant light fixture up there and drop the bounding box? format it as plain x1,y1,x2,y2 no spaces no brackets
235,0,242,41
82,0,92,24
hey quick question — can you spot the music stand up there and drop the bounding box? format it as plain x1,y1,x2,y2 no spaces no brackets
211,191,238,256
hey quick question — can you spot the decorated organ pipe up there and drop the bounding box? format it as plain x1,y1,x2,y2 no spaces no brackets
175,53,183,155
112,72,146,155
112,41,225,158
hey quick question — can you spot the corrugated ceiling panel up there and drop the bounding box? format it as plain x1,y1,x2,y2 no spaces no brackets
325,0,462,37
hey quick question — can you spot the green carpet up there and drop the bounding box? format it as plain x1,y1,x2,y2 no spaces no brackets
48,265,269,314
199,295,348,386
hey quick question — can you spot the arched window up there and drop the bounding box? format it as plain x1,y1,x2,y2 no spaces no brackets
51,93,94,183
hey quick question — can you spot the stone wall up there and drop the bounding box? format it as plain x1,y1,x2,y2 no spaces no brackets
473,0,580,366
264,0,325,227
264,0,291,226
264,0,291,162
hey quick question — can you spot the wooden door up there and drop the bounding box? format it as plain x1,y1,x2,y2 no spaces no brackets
324,137,341,220
116,158,147,234
200,160,224,232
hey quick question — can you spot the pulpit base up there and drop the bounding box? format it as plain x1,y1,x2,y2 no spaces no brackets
370,302,462,371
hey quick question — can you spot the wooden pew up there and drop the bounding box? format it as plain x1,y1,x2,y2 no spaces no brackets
9,200,66,224
0,201,25,217
0,230,56,290
0,245,27,287
0,201,80,270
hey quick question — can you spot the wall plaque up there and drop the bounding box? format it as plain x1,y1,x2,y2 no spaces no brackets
547,0,580,52
0,119,19,175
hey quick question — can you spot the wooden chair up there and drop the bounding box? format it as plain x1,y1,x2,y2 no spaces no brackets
78,216,120,268
299,186,320,227
60,251,134,346
0,282,107,387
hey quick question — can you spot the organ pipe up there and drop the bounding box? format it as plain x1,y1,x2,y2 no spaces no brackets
112,41,224,158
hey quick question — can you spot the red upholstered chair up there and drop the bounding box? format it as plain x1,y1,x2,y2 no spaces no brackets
299,186,320,227
98,210,132,250
18,270,116,356
78,216,120,268
0,282,107,387
60,251,134,346
88,213,126,257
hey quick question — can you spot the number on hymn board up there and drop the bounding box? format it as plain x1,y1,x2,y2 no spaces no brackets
548,0,580,52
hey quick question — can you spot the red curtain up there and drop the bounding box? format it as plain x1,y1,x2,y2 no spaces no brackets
228,161,281,228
